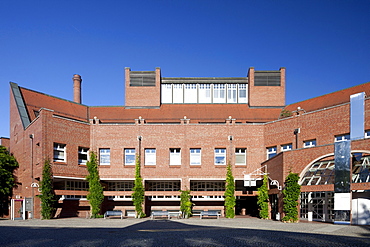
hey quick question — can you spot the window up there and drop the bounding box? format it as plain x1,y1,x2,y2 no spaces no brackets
145,149,156,165
99,148,110,165
199,84,211,103
214,148,226,165
170,148,181,165
172,84,183,103
190,148,201,165
213,84,226,103
281,144,292,152
235,148,246,165
53,143,66,162
238,84,247,103
366,130,370,139
124,149,136,165
335,134,350,142
184,84,197,103
227,84,237,103
303,139,316,148
267,146,277,159
78,147,89,165
161,84,172,103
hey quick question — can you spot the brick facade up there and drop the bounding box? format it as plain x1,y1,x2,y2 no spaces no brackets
8,67,370,222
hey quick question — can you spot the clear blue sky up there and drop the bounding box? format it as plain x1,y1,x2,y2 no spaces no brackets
1,0,369,138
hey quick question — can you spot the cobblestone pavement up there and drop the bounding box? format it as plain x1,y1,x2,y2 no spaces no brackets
0,217,369,246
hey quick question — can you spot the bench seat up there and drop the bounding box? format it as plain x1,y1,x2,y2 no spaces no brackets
200,210,220,219
104,210,123,219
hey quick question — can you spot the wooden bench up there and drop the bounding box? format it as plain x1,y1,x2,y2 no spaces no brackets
151,211,170,220
200,210,220,219
104,210,123,219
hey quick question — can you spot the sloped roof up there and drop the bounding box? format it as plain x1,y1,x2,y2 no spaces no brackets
285,82,370,113
89,104,282,123
19,87,89,122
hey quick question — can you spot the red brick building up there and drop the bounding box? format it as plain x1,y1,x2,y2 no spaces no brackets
9,67,370,224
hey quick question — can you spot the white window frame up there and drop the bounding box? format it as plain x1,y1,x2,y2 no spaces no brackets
303,139,317,148
172,84,183,103
99,148,110,165
227,84,237,103
214,148,226,165
335,134,350,142
124,148,136,166
238,84,247,103
366,130,370,139
78,147,89,165
53,143,66,162
267,146,277,159
235,148,246,166
161,84,172,103
170,148,181,165
281,143,292,152
213,84,226,103
184,84,197,103
145,148,156,166
190,148,201,165
199,84,211,103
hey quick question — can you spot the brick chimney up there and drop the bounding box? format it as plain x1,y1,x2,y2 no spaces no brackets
73,74,82,104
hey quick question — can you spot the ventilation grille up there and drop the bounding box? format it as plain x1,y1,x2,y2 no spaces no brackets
130,71,156,86
254,71,281,86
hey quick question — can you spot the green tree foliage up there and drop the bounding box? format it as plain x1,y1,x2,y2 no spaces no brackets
132,155,145,218
257,174,269,219
86,152,104,218
0,146,19,217
282,172,301,222
180,189,192,218
39,159,57,219
224,161,235,218
280,109,292,118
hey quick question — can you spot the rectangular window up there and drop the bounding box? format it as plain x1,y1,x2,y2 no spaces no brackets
235,148,246,165
124,149,136,166
145,149,156,165
184,84,197,103
199,84,211,103
53,143,66,162
227,84,237,103
172,84,183,103
238,84,247,103
161,84,172,103
303,139,316,148
366,130,370,139
335,134,350,142
281,144,292,152
267,146,277,159
190,148,201,165
214,148,226,165
170,148,181,165
99,148,110,165
78,147,89,165
213,84,226,103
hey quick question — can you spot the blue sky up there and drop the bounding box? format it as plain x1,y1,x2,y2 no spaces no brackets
1,0,369,138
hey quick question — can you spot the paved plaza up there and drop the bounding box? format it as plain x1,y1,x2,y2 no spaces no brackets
0,217,369,246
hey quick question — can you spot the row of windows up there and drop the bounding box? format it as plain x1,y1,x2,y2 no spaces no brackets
100,148,247,166
53,144,89,165
266,131,370,160
161,83,248,104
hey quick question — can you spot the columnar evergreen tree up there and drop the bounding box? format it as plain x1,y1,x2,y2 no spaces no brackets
0,146,19,217
257,174,269,219
282,172,301,222
86,152,104,218
132,155,145,218
224,161,235,218
180,189,192,218
39,159,57,219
